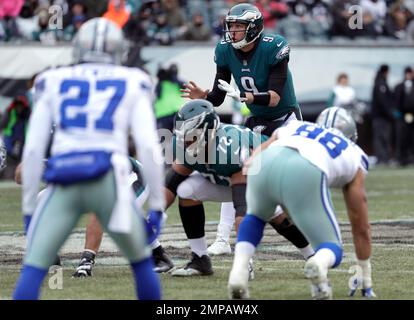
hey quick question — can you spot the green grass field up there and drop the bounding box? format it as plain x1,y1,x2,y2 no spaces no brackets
1,166,414,300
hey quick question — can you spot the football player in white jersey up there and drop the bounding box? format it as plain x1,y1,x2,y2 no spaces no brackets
13,18,165,300
228,107,375,300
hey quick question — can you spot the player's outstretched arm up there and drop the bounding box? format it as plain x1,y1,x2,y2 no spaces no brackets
343,169,371,260
343,169,376,297
180,81,209,100
131,81,165,213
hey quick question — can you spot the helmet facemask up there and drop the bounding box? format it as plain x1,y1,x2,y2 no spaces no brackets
175,112,220,157
316,107,358,142
72,18,128,65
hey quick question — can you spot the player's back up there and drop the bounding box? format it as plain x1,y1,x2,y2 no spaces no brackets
37,63,151,157
273,120,368,187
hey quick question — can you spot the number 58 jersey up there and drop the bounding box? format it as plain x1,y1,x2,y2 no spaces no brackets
273,120,369,188
34,63,154,156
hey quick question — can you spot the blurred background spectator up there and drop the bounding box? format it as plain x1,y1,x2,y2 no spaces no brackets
330,0,360,38
154,63,184,131
255,0,289,32
0,0,24,41
395,66,414,165
154,63,185,165
327,73,356,108
0,94,31,162
384,0,413,39
180,11,212,41
103,0,130,28
1,0,414,44
370,64,396,165
147,11,175,45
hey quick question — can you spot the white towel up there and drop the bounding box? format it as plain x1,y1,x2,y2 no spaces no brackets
108,153,134,234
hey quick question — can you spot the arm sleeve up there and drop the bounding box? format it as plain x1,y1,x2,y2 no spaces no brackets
206,65,232,106
22,77,53,214
268,59,288,97
130,78,165,211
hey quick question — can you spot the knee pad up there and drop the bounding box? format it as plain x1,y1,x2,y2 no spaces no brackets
176,179,196,200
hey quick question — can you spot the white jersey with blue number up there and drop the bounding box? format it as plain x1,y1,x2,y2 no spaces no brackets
22,63,165,215
273,120,368,188
34,64,152,155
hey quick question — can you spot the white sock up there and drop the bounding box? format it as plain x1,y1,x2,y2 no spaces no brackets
314,248,336,269
150,239,161,250
216,202,235,241
232,241,256,270
84,249,96,255
300,244,315,260
358,258,372,288
189,237,208,257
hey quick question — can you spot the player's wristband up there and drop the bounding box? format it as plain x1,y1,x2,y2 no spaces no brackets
251,92,271,106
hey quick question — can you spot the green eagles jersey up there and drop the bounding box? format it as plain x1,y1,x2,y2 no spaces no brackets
173,124,268,186
214,33,299,120
128,157,146,197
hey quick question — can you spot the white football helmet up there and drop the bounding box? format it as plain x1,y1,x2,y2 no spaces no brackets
316,106,358,142
72,17,128,65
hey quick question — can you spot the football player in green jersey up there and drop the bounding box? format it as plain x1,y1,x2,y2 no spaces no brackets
181,3,302,137
181,3,306,258
152,100,313,276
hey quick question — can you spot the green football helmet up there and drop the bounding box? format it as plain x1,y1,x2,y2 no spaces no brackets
316,107,358,142
174,99,221,156
224,3,264,49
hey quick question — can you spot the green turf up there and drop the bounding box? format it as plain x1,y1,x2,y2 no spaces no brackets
1,167,413,232
1,166,414,300
1,244,414,300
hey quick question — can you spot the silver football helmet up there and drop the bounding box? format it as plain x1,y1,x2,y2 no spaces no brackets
72,18,128,65
316,106,358,142
0,138,6,172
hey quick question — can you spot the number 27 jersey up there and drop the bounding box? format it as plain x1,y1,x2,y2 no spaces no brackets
34,63,153,157
273,120,369,188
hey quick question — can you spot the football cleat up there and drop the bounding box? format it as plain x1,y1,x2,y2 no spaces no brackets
72,251,95,278
207,238,232,256
228,263,250,299
304,256,332,300
362,287,377,298
170,252,213,276
152,246,174,273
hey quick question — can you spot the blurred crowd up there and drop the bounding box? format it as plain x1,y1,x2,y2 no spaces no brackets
326,66,414,167
1,0,414,44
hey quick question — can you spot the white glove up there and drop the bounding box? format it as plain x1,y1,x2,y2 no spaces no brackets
218,79,247,102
